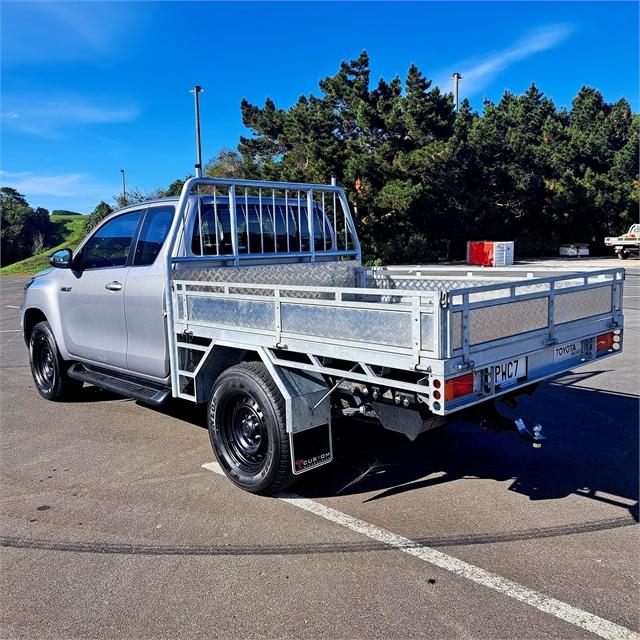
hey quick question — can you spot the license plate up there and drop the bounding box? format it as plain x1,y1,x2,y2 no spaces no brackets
553,341,581,362
494,357,528,387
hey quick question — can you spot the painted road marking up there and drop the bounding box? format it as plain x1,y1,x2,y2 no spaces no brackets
5,305,20,309
203,461,639,640
0,329,21,333
202,462,224,474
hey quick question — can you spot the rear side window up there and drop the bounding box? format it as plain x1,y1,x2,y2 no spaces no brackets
81,210,142,269
237,203,297,253
191,204,232,255
134,206,174,266
191,201,334,255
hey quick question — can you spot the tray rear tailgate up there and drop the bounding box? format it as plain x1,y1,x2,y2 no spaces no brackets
446,269,624,362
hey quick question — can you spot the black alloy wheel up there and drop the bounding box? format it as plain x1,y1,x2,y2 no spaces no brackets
208,362,294,494
29,321,81,401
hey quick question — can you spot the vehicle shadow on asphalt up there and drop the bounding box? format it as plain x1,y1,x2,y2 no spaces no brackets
144,396,208,426
65,385,127,403
106,370,638,523
296,375,639,522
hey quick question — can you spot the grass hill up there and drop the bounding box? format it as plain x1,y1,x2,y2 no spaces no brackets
0,214,86,275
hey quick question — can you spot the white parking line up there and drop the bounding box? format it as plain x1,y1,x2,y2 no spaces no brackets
5,305,20,309
203,461,639,640
0,329,20,333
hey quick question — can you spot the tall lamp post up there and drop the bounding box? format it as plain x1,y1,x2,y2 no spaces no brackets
452,72,463,112
120,169,126,205
190,85,204,178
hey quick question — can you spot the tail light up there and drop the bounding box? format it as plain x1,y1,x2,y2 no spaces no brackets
445,373,474,401
596,332,614,352
597,331,621,353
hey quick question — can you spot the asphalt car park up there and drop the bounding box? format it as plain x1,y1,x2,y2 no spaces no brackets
1,258,638,640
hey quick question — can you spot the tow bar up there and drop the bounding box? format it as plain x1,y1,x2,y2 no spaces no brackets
464,402,546,448
511,418,545,448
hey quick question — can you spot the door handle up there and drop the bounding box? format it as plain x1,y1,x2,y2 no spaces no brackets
105,281,122,292
60,287,72,292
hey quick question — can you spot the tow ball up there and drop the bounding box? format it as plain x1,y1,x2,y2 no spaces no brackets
464,403,546,448
512,419,545,448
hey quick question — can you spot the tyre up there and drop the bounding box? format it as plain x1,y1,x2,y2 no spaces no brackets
29,321,82,401
617,250,629,260
207,362,294,494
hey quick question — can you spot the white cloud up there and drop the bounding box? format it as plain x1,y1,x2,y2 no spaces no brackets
0,171,114,199
435,24,574,97
1,97,139,136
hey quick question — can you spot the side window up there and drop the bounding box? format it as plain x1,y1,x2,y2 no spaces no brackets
237,203,294,254
283,205,330,252
133,206,174,266
265,204,297,253
81,210,142,269
251,203,278,253
313,205,333,251
192,204,232,255
189,199,335,255
237,204,267,253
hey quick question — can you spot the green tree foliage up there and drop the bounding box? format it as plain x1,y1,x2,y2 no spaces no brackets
111,176,192,210
6,54,633,268
0,188,51,266
114,187,156,209
205,150,249,178
160,177,191,196
51,209,82,216
229,52,638,262
83,201,113,234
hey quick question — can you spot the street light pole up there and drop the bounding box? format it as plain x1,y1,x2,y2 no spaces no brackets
191,85,204,178
120,169,126,205
452,72,463,112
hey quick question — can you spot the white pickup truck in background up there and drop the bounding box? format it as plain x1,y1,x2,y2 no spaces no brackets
605,223,640,259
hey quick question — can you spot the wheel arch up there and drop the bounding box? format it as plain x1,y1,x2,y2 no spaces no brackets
23,307,48,344
22,277,71,360
193,345,260,403
198,346,331,434
22,305,70,359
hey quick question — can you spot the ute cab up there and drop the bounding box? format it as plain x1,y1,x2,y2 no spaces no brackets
22,177,625,494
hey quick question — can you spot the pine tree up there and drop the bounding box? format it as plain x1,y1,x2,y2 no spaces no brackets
211,55,638,263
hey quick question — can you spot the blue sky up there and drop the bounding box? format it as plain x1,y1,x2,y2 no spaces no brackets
1,1,638,214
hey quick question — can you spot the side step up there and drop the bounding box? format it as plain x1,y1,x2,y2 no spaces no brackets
67,364,171,406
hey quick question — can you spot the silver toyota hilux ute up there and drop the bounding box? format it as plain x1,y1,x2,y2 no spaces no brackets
22,178,625,494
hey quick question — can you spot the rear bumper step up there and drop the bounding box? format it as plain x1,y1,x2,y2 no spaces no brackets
67,364,171,406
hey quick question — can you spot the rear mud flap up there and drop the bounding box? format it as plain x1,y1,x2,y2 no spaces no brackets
290,423,333,475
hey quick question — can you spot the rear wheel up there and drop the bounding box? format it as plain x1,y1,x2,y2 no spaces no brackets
29,321,82,401
207,362,294,494
617,249,629,260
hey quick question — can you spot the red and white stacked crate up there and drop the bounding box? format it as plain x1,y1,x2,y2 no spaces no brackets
466,241,515,267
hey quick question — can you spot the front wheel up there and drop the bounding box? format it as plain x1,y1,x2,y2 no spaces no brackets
207,362,295,494
617,249,629,260
29,321,82,401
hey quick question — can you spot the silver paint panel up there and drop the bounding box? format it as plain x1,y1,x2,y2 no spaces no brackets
468,298,549,345
554,286,612,325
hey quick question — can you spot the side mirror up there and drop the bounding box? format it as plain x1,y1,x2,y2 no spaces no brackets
49,248,73,269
